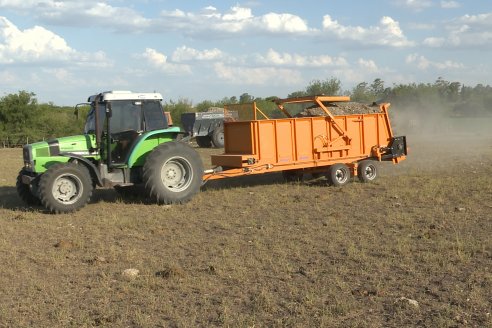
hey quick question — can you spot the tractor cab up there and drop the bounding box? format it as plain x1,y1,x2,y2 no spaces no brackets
84,91,170,166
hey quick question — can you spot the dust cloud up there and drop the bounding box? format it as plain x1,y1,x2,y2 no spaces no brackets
388,103,492,175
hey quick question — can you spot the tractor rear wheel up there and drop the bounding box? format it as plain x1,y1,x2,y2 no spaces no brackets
327,163,350,187
357,160,378,183
211,126,225,148
16,170,41,206
196,136,212,148
143,142,203,204
38,162,93,213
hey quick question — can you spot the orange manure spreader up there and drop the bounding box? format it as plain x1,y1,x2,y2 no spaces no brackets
203,95,407,186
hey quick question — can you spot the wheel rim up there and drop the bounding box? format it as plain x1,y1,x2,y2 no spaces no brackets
52,173,84,205
334,167,349,184
364,164,377,180
217,132,224,144
160,156,193,192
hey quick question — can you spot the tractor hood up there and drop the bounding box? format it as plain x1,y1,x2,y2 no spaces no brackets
23,134,98,173
33,134,97,156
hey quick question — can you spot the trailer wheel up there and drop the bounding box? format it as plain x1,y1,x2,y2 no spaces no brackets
143,142,203,204
38,162,93,213
212,126,225,148
327,163,350,187
357,160,378,183
196,136,212,148
16,170,41,206
282,169,303,182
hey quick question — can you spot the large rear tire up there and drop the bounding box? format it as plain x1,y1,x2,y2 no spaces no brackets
196,136,212,148
211,126,225,148
327,163,350,187
357,160,378,183
143,142,203,204
38,162,93,213
16,170,41,206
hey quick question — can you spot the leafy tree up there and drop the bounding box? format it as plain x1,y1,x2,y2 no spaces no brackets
239,93,254,104
306,78,342,96
351,82,371,102
162,98,194,127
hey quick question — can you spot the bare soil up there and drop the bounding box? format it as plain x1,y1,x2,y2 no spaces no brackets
0,128,491,327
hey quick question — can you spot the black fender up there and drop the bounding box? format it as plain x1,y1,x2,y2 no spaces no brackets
59,152,104,187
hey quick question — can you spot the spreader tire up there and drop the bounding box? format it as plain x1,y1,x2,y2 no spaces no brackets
196,136,212,148
327,163,350,187
143,142,203,204
16,170,41,206
357,160,378,183
38,162,93,214
211,126,225,148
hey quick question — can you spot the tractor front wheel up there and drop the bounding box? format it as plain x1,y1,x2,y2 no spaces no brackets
143,142,203,204
38,162,93,214
16,170,41,206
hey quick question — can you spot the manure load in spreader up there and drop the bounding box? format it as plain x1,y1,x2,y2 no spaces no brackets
296,102,382,117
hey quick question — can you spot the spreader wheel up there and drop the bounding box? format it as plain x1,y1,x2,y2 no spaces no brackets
327,163,350,187
357,160,378,183
211,126,225,148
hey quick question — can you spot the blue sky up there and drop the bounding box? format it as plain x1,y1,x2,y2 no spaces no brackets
0,0,490,105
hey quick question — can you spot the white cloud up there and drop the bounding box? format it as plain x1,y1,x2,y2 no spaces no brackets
141,48,191,75
213,62,302,85
0,16,73,63
42,2,150,31
322,15,414,47
0,17,110,66
423,12,492,48
423,37,446,47
440,1,460,9
222,6,253,21
257,49,348,68
171,46,223,62
260,13,308,33
395,0,433,11
357,59,379,73
331,59,389,85
3,1,310,37
159,5,310,36
406,53,464,70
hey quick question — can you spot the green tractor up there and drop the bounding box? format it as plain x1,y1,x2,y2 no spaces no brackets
17,91,204,213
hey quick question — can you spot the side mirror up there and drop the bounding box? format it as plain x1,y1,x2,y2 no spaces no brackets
74,103,90,119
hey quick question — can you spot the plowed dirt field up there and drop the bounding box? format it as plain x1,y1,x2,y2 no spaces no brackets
0,128,491,327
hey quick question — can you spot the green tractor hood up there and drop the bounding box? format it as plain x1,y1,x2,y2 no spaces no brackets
23,134,98,173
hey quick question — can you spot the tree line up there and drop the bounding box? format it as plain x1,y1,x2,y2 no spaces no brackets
1,78,491,145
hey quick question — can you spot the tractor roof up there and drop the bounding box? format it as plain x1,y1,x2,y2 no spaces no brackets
88,91,163,102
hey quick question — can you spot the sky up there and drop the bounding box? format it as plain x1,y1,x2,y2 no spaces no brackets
0,0,490,105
